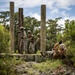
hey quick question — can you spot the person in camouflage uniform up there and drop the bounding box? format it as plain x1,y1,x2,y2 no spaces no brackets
27,30,35,54
19,26,27,54
35,33,40,52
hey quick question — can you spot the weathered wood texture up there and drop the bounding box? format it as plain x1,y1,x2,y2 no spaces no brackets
18,8,23,27
10,2,14,53
41,5,46,54
18,8,24,53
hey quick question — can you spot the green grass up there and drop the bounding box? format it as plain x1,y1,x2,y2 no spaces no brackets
32,59,63,73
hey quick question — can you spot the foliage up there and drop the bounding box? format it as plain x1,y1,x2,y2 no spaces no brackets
24,16,40,34
46,18,62,50
0,25,9,53
36,50,41,54
0,11,10,28
0,55,22,75
32,60,63,73
63,20,75,65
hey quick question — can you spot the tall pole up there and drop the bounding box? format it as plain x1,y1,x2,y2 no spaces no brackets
18,8,23,53
40,5,46,54
10,2,14,53
18,8,23,27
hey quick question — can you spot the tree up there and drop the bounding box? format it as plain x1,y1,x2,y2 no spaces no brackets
63,20,75,64
24,16,40,34
46,18,62,50
0,11,10,28
63,20,75,46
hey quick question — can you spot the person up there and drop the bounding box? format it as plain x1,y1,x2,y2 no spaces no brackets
41,40,67,59
53,40,66,59
27,30,35,54
19,26,27,54
52,42,60,58
35,33,40,52
58,41,67,58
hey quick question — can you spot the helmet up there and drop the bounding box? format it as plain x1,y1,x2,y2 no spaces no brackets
28,30,31,33
20,26,25,30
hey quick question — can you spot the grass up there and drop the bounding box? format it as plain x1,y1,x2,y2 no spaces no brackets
32,59,63,73
0,53,66,75
0,55,24,75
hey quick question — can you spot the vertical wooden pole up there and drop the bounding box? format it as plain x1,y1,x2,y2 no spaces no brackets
41,5,46,54
10,2,14,53
18,8,23,27
18,8,23,53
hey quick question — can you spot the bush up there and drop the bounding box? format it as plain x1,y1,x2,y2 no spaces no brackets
66,41,75,67
0,25,9,53
0,55,22,75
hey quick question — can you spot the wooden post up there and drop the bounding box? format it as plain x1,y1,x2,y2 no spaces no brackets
18,8,23,27
10,2,14,53
18,8,23,53
40,5,46,54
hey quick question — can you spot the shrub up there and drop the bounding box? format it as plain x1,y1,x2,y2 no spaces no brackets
0,25,9,53
0,55,22,75
66,41,75,67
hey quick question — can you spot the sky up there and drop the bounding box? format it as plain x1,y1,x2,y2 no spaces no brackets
0,0,75,25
